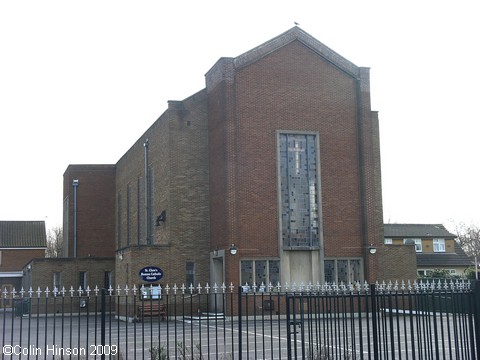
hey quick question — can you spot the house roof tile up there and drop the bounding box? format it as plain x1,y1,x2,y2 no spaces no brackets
0,221,47,248
384,224,456,238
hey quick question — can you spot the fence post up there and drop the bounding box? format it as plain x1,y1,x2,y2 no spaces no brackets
238,286,242,360
473,280,480,360
101,288,106,360
370,284,379,360
286,295,292,360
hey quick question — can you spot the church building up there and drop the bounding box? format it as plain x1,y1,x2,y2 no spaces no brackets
62,27,384,293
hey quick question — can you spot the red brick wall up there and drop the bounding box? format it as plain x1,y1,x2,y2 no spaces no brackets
0,249,45,271
207,40,383,283
63,165,116,257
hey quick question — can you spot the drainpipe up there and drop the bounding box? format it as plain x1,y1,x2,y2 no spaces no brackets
144,139,149,244
72,179,79,258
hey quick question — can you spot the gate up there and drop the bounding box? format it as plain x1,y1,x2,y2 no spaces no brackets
281,281,480,359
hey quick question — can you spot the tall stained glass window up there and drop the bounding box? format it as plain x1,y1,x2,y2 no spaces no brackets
279,133,319,248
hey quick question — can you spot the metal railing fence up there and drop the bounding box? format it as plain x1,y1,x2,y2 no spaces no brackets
1,280,479,359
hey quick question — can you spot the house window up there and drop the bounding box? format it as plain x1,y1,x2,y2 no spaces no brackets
186,262,195,287
0,250,2,266
79,271,87,290
384,238,392,245
241,260,280,287
53,272,61,289
324,259,363,283
279,133,320,249
433,238,445,252
404,238,422,252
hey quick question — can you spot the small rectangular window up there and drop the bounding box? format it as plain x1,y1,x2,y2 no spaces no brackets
79,271,87,290
384,238,392,245
53,272,61,289
186,262,195,287
104,271,112,289
241,261,253,285
433,239,445,252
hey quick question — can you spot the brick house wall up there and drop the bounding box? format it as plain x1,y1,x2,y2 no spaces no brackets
0,249,45,272
0,248,46,291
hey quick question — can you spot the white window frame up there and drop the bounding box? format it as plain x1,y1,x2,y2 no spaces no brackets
404,238,422,252
384,238,392,245
433,238,446,252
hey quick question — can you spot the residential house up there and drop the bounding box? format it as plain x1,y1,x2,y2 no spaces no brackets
0,221,47,307
384,224,472,278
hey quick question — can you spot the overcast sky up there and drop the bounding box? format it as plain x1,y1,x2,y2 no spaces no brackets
1,1,479,233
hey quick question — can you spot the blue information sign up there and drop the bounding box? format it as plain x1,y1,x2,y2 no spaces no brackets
138,266,163,282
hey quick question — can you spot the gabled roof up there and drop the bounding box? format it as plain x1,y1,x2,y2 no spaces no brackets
0,221,47,248
384,224,456,239
233,27,360,76
206,27,364,91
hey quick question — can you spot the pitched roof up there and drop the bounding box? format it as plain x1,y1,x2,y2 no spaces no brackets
205,27,364,92
0,221,47,248
233,27,360,76
417,242,473,267
384,224,456,239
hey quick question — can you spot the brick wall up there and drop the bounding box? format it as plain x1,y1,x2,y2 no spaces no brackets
377,245,417,282
63,165,116,258
61,28,384,286
207,39,383,283
115,90,210,288
23,257,115,290
0,248,45,272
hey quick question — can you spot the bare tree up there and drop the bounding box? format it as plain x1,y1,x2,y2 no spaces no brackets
46,226,64,258
455,223,480,280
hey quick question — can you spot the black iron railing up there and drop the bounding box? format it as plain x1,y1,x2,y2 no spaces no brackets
1,280,479,359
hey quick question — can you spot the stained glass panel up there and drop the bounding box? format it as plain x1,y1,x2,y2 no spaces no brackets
279,133,319,248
